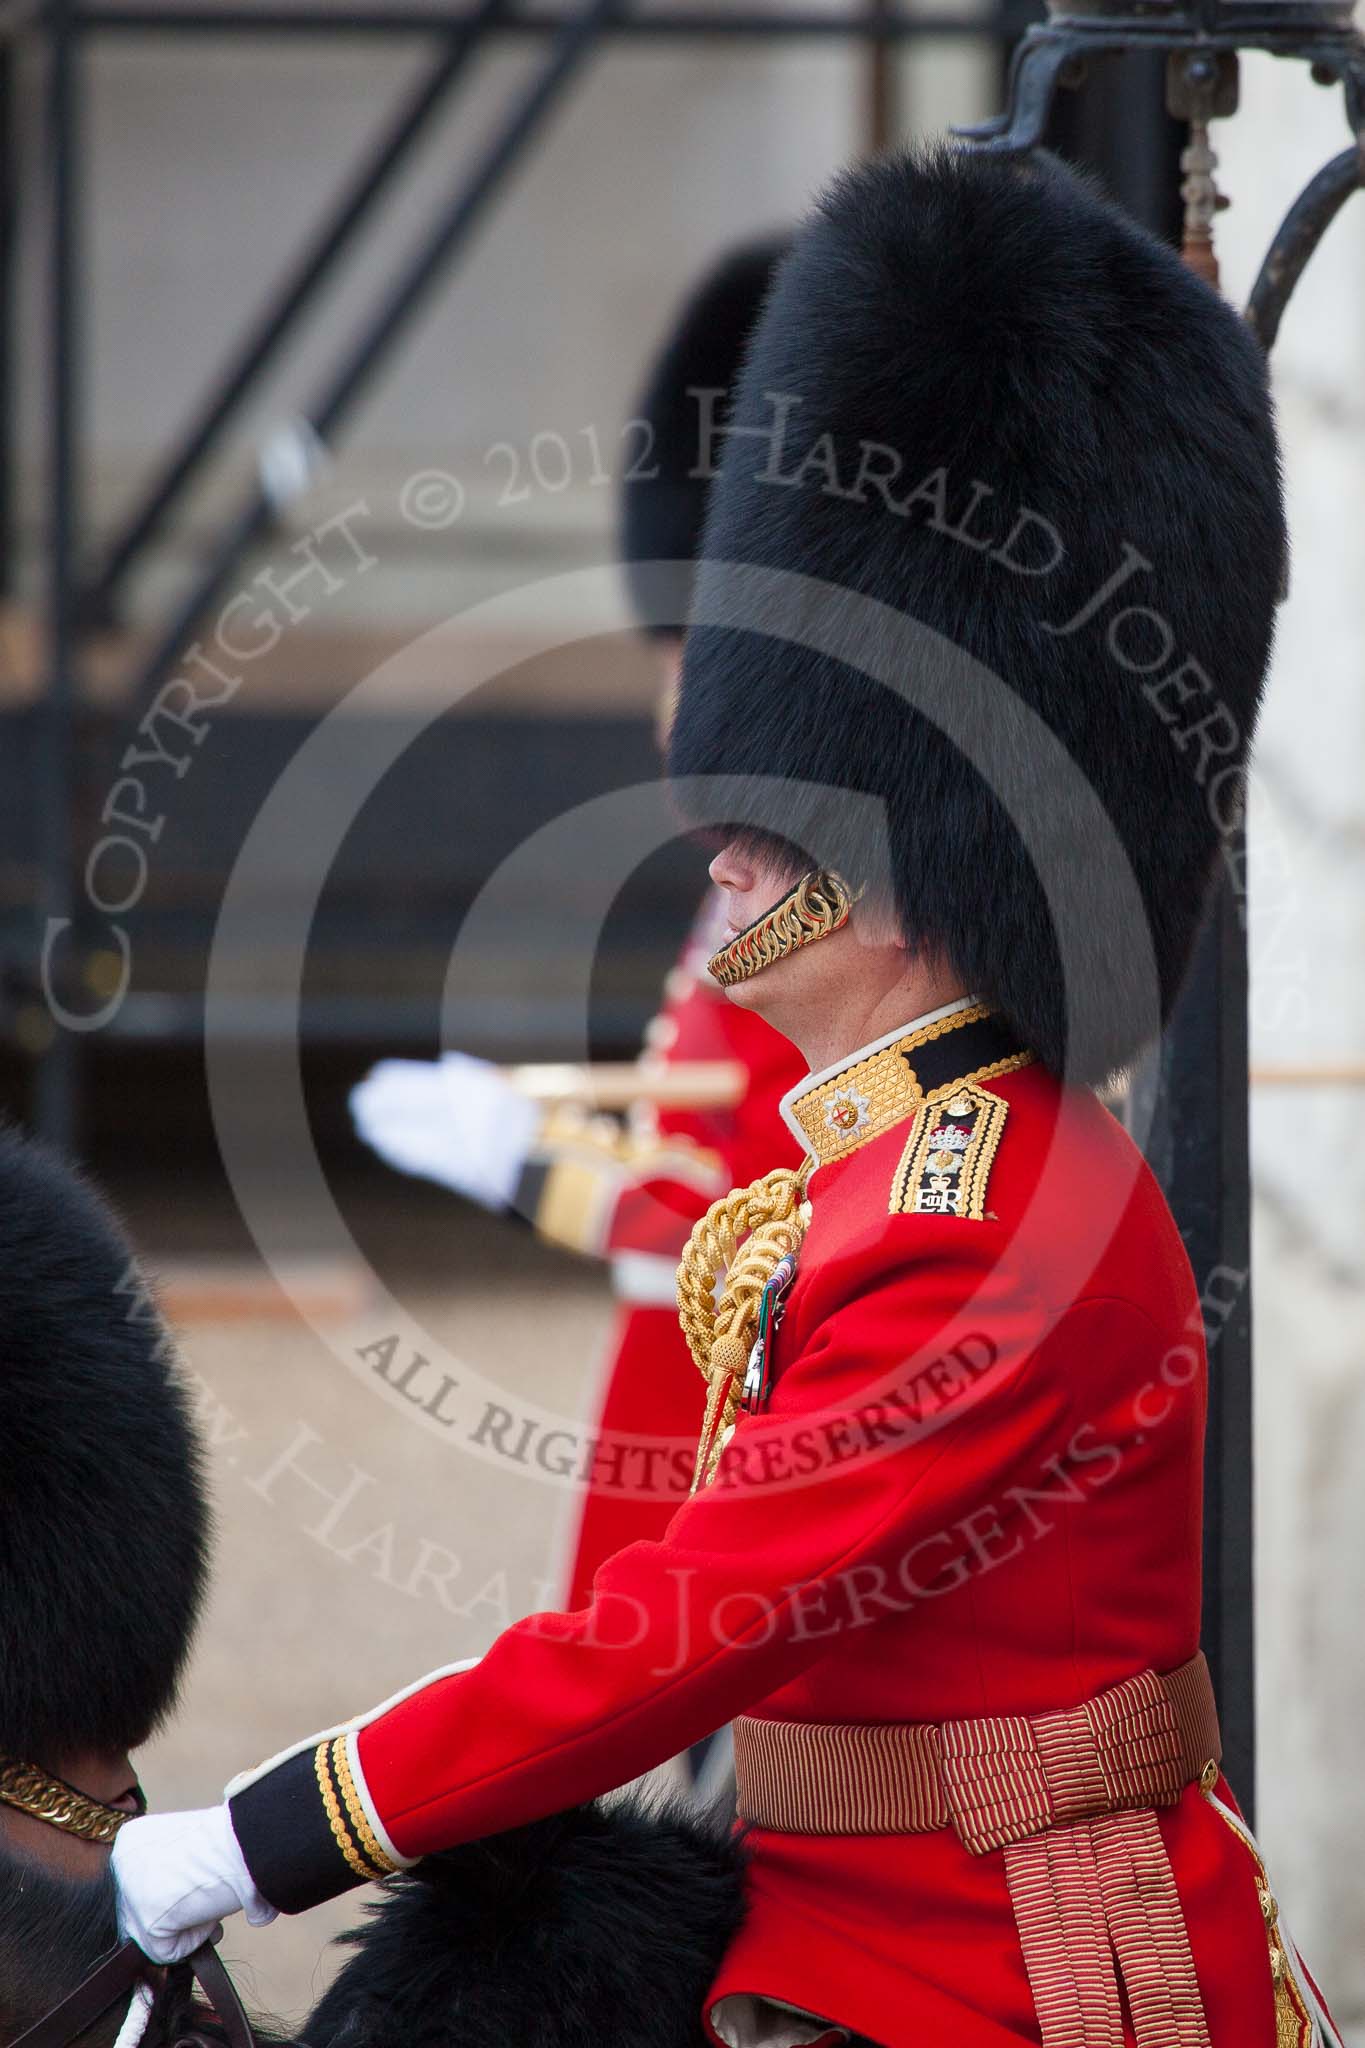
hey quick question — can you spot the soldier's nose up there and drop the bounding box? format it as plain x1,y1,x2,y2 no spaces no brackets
708,841,754,894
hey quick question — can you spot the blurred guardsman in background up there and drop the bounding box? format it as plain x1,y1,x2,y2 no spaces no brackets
113,146,1343,2048
352,236,805,1615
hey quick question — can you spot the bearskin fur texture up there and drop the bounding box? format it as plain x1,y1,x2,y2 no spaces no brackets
303,1799,747,2048
620,236,788,635
0,1124,208,1763
669,145,1287,1083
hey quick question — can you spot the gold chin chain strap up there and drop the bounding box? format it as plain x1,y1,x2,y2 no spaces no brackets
706,869,855,990
0,1756,131,1845
676,1163,812,1491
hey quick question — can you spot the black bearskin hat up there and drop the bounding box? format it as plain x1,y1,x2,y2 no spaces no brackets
0,1126,208,1766
668,146,1287,1083
620,235,787,635
304,1800,746,2048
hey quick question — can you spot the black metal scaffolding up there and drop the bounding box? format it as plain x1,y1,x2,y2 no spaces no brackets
37,0,81,1147
16,0,1038,1125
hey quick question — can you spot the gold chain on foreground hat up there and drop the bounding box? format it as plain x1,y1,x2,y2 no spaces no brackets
707,869,855,989
677,1163,812,1491
0,1756,130,1844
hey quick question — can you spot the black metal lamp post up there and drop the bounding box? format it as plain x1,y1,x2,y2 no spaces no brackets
960,0,1365,339
958,3,1365,1823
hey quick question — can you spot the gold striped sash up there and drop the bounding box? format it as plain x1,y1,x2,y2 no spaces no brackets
733,1656,1221,2048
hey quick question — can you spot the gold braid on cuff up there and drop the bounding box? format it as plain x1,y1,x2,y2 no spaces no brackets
313,1740,381,1883
0,1756,131,1845
707,869,855,989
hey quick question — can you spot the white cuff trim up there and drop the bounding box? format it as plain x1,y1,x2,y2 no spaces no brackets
341,1726,410,1873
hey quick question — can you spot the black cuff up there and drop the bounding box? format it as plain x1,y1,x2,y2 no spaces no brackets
230,1739,396,1915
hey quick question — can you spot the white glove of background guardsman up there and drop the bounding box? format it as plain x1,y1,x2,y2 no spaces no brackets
349,1052,541,1210
111,1804,277,1963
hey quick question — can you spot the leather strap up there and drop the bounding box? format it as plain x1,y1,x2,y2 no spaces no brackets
9,1946,145,2048
9,1939,260,2048
191,1941,259,2048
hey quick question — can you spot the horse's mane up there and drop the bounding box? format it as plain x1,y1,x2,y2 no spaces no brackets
300,1798,746,2048
0,1796,744,2048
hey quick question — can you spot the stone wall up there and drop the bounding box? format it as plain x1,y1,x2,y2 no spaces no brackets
1221,53,1365,2025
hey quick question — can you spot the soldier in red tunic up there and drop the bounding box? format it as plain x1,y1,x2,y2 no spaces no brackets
351,238,805,1609
113,146,1341,2047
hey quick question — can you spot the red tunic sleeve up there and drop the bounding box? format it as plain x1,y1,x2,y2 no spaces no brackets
227,1213,1085,1911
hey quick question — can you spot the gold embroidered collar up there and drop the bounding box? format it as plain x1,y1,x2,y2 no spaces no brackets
780,1001,1034,1168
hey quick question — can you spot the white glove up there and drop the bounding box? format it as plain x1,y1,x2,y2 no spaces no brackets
350,1053,541,1210
111,1804,278,1964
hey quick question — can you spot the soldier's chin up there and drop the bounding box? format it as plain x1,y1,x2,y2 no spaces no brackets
716,937,814,1022
716,966,766,1010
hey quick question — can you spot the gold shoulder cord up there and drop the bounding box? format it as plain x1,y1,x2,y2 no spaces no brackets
676,1163,811,1491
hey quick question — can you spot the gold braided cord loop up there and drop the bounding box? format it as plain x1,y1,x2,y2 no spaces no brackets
0,1756,129,1844
331,1736,398,1878
707,869,855,989
676,1164,811,1490
313,1740,381,1883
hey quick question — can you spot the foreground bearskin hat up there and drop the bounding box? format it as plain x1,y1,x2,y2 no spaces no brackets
304,1800,745,2048
620,235,787,635
0,1125,208,1765
668,146,1287,1083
